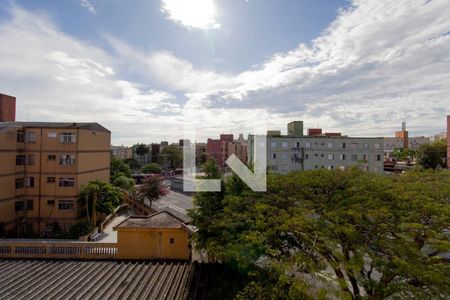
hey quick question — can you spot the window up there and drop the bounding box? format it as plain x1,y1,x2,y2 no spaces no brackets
363,154,368,162
305,142,311,148
321,142,325,146
351,154,358,161
26,200,33,211
47,132,57,138
314,153,318,157
327,142,334,148
59,178,75,187
374,143,380,150
47,177,55,183
282,141,288,148
14,200,33,212
170,238,175,244
60,154,75,165
363,143,369,150
47,199,55,206
26,132,36,143
48,154,56,160
305,154,309,159
272,153,277,160
328,165,334,170
340,154,346,160
328,154,334,160
60,133,76,144
314,165,318,169
320,154,324,157
16,155,26,166
17,130,25,143
296,142,300,148
376,154,381,161
341,142,346,149
281,153,288,160
58,200,74,210
351,143,358,149
25,177,34,188
15,201,24,212
15,178,24,189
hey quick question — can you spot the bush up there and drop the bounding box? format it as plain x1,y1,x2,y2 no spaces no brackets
67,221,93,239
141,163,163,174
113,175,135,192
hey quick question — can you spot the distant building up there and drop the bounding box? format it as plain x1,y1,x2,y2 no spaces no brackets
207,134,247,169
0,93,16,122
195,142,207,166
0,121,111,235
111,145,132,160
131,144,151,167
431,132,446,142
249,121,384,174
384,122,430,157
150,143,160,163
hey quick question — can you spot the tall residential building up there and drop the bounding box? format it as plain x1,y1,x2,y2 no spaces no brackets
248,121,384,174
0,93,16,122
0,121,110,236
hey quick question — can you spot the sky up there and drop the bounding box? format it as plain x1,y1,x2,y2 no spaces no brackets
0,0,449,145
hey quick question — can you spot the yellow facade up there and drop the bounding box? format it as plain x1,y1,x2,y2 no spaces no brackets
114,212,191,260
0,122,111,235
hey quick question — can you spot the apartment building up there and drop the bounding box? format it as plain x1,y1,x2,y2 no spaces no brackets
248,121,384,174
0,121,111,236
383,122,431,158
111,145,132,160
207,134,248,169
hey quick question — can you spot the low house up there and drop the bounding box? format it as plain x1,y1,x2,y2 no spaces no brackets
114,211,191,260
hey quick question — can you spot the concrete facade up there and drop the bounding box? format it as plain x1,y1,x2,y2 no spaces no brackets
207,134,247,169
0,122,110,236
111,145,132,160
249,135,384,174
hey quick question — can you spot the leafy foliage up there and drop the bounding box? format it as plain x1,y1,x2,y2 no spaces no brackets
79,180,123,218
141,162,163,174
190,168,450,299
392,148,416,162
113,175,135,192
67,221,93,239
416,138,447,169
140,174,169,206
110,155,132,180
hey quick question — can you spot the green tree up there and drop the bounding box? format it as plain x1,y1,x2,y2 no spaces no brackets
159,145,182,170
392,148,416,162
190,168,450,299
123,158,139,170
113,175,135,192
67,221,93,239
141,162,163,174
416,138,447,169
79,181,123,223
188,159,226,259
110,155,132,180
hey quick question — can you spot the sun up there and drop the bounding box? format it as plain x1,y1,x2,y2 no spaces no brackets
161,0,220,30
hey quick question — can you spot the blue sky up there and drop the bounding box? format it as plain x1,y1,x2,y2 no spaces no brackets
0,0,449,145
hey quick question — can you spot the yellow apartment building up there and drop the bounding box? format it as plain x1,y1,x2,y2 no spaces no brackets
0,122,110,236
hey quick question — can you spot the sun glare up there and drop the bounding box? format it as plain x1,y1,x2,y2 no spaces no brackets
161,0,220,30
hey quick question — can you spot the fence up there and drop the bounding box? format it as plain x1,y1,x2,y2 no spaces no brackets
0,241,118,259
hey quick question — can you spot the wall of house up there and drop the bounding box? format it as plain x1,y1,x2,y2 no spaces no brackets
116,228,190,260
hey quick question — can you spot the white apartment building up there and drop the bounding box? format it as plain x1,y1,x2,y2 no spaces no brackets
248,122,384,174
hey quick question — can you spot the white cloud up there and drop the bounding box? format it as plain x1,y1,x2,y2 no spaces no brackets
80,0,97,14
160,0,221,30
0,5,183,144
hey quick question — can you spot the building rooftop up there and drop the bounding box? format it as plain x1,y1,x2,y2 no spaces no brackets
0,259,192,300
0,121,110,133
115,211,189,230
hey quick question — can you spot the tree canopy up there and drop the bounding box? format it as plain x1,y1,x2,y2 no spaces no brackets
141,162,163,174
159,145,182,170
416,138,447,169
79,180,123,221
189,168,450,299
110,155,132,180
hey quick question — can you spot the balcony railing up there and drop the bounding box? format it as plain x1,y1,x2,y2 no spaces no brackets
0,241,118,259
